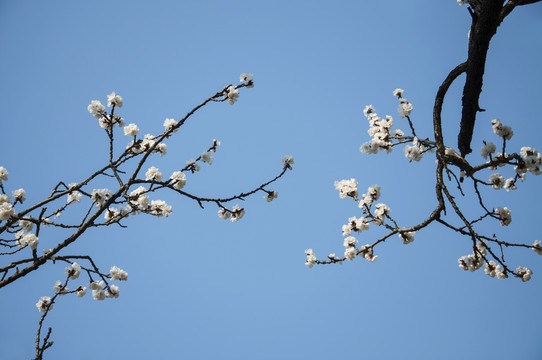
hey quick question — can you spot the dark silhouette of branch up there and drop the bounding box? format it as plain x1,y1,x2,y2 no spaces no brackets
458,0,504,157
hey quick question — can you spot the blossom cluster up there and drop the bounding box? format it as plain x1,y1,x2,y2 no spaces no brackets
281,155,295,170
359,90,418,161
359,106,396,155
218,205,245,222
404,137,426,162
305,249,316,268
494,206,512,226
0,168,29,226
491,119,513,141
36,264,129,312
88,93,125,130
334,179,358,199
127,133,167,156
6,73,295,333
127,185,172,217
305,183,403,266
518,146,542,175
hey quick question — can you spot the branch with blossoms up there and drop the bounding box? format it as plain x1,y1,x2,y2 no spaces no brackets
305,1,542,281
0,73,293,357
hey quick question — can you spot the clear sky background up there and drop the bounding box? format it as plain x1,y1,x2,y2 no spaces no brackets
1,1,542,359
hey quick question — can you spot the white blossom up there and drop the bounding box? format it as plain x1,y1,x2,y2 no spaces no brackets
484,261,504,278
11,188,26,203
518,147,542,175
107,92,123,108
76,286,87,297
98,116,114,130
53,280,69,295
515,266,533,282
164,118,178,133
123,123,140,137
374,203,390,221
398,98,413,118
240,73,254,88
131,134,157,154
186,159,200,172
87,100,106,119
113,114,124,127
344,246,357,261
532,240,542,255
106,284,120,298
170,171,187,190
149,199,172,217
360,245,378,262
0,166,8,183
19,218,33,232
264,191,278,202
104,207,120,222
156,143,167,157
0,202,15,221
358,185,381,209
305,249,317,268
218,208,231,220
399,231,415,244
363,105,374,117
225,86,239,105
0,194,10,204
360,140,379,154
343,236,358,247
230,204,245,222
334,179,358,199
67,190,82,203
65,262,81,280
120,206,130,218
495,207,512,226
503,178,517,191
480,142,496,159
404,143,424,162
36,296,53,312
458,254,483,272
17,233,39,250
110,266,128,281
91,188,112,207
489,173,505,190
491,119,513,140
200,151,213,165
92,289,106,301
343,216,369,236
129,186,149,211
89,280,104,290
496,268,508,279
145,166,163,181
393,88,404,97
281,155,295,169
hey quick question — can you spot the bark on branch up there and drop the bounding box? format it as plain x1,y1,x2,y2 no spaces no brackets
458,0,504,157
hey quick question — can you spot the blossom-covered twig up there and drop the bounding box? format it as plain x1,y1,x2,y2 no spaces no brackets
306,1,541,282
0,73,291,356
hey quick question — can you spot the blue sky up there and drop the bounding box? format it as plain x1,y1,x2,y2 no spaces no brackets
1,1,542,359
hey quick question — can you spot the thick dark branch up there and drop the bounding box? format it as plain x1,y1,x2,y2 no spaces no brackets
500,0,542,22
458,0,505,157
434,63,467,152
